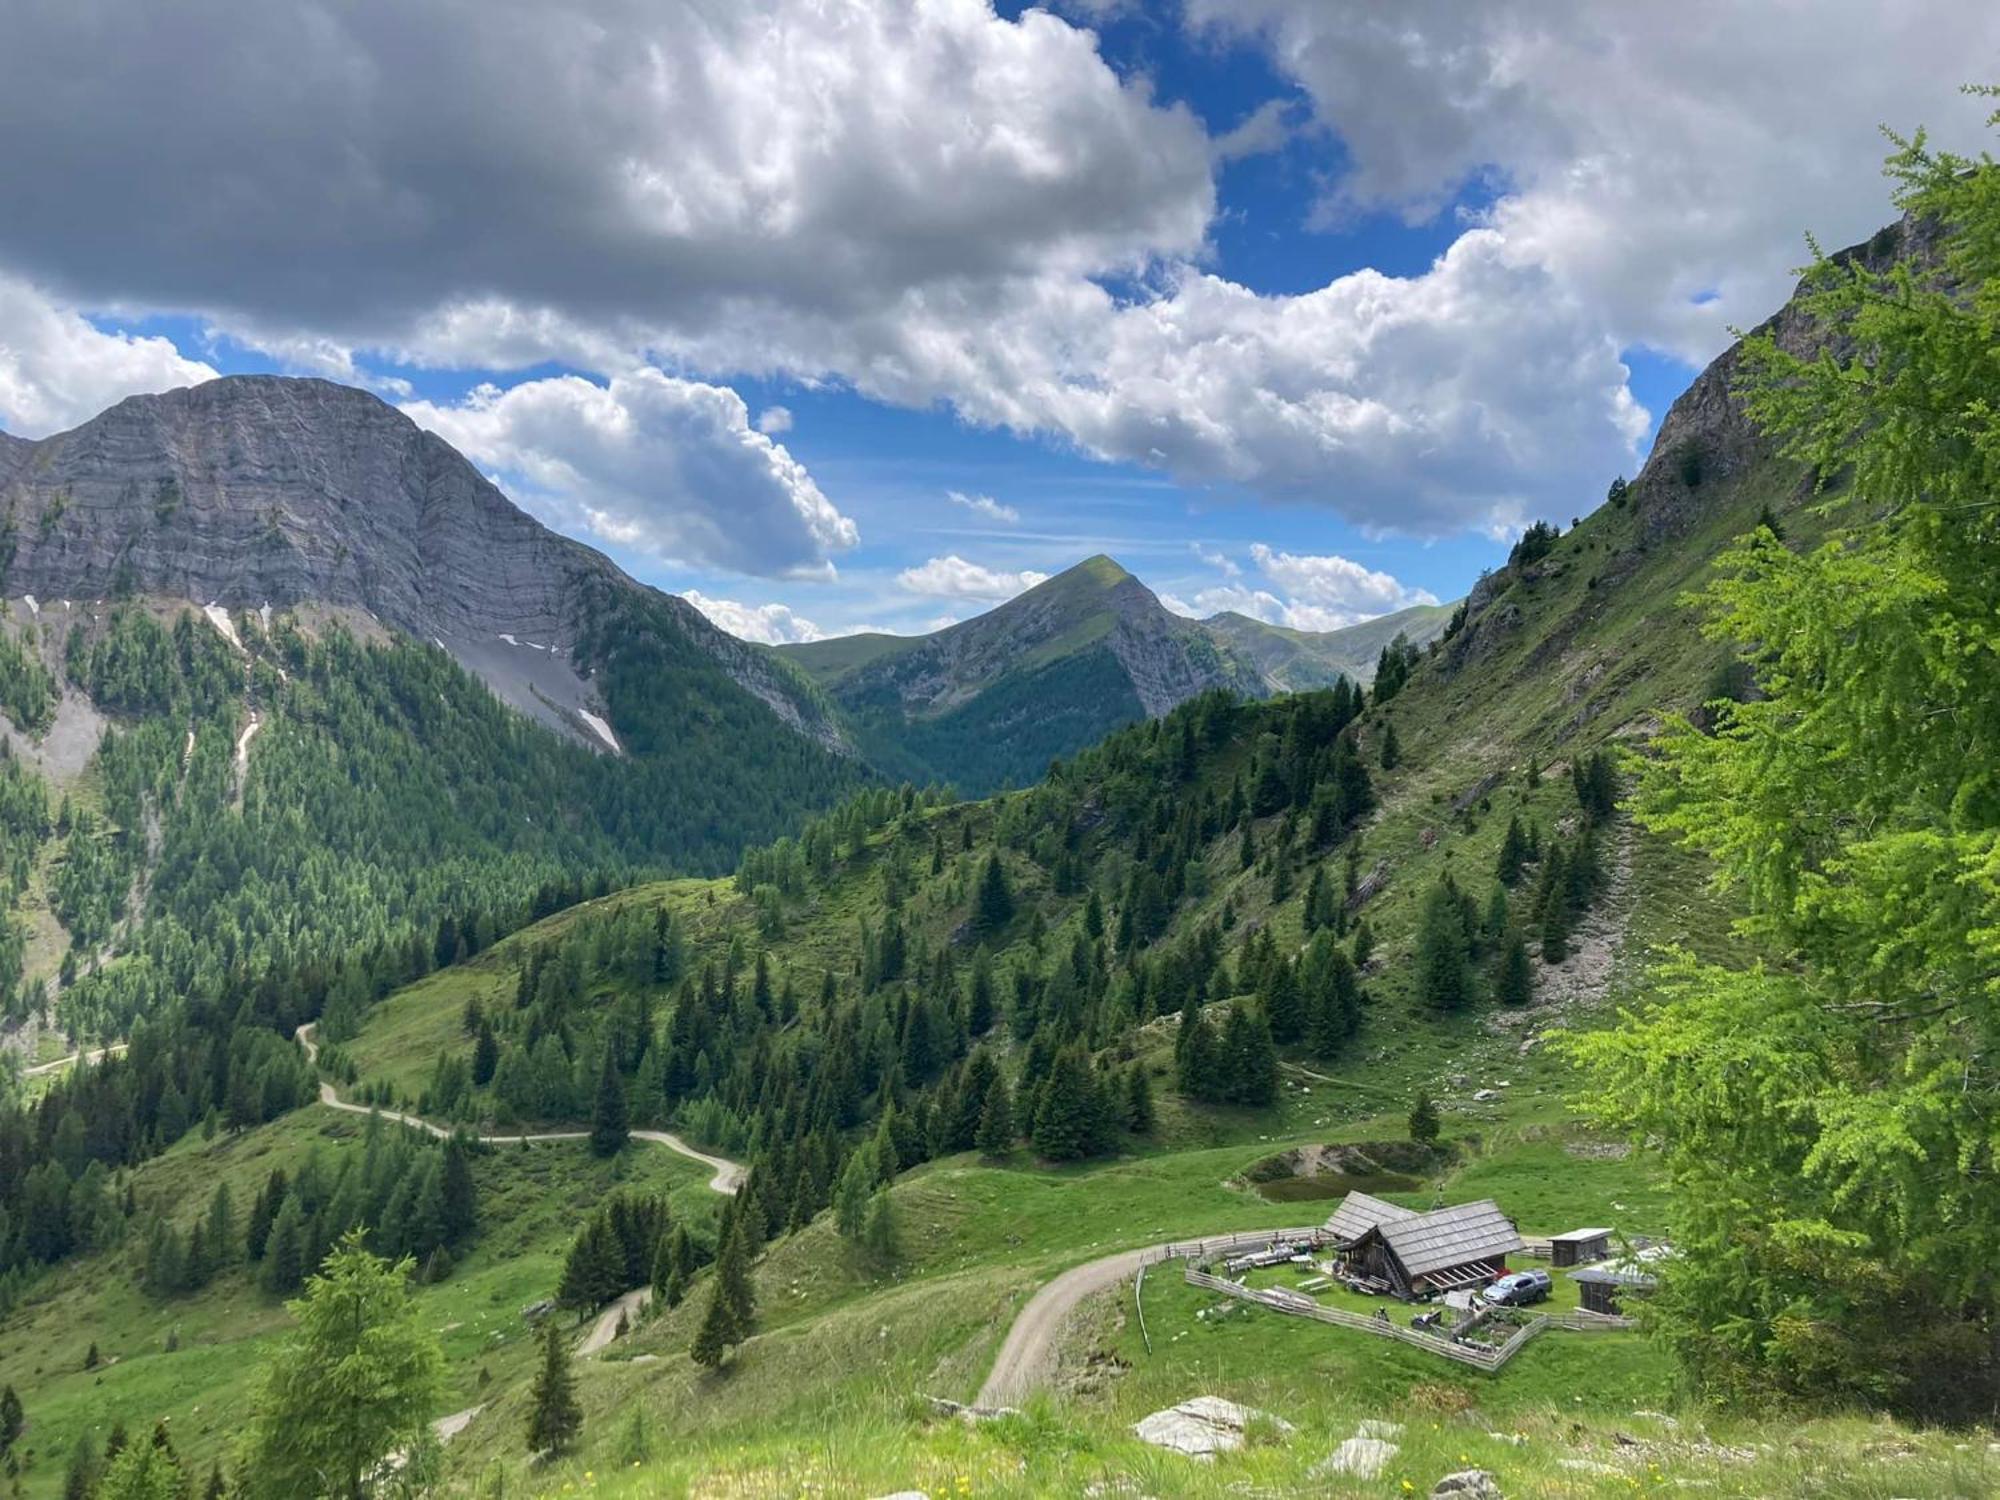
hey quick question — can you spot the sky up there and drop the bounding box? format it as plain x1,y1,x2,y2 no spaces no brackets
0,3,1994,643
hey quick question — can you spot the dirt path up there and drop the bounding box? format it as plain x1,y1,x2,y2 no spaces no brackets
295,1023,744,1194
579,1285,652,1356
976,1242,1168,1407
23,1042,127,1077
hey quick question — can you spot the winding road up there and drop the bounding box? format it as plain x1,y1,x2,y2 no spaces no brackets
22,1042,128,1077
295,1021,743,1362
977,1242,1171,1407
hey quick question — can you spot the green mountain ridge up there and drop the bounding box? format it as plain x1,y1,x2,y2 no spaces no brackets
778,554,1457,794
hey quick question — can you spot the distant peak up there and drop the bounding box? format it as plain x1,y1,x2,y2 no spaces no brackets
1058,554,1134,587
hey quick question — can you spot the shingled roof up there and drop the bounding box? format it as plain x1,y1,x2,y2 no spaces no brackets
1377,1199,1522,1278
1324,1190,1417,1243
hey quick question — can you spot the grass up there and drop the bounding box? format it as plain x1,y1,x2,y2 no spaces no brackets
0,1105,716,1498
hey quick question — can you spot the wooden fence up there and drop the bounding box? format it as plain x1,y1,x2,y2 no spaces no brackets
1148,1228,1637,1371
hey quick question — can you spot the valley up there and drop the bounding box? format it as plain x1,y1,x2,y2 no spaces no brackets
0,152,1997,1500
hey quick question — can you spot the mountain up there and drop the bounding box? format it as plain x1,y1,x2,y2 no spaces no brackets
1201,601,1456,692
779,554,1456,794
779,554,1267,791
0,205,1973,1498
0,375,841,753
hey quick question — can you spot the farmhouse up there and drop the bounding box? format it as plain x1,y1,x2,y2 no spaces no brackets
1325,1193,1523,1297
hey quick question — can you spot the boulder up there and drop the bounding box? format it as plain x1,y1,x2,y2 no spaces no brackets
1319,1437,1399,1480
1431,1470,1504,1499
1133,1396,1292,1459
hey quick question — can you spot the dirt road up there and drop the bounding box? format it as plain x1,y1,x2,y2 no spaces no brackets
294,1022,743,1195
22,1042,127,1077
976,1242,1169,1407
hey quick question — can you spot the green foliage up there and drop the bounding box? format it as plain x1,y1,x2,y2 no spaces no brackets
526,1322,582,1457
1408,1093,1440,1147
236,1230,445,1499
1576,110,2000,1418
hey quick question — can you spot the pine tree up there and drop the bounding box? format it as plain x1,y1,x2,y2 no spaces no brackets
0,1385,21,1451
471,1022,499,1087
590,1046,629,1158
663,1227,693,1309
975,1075,1015,1156
973,854,1014,939
259,1194,306,1295
1494,930,1533,1007
1379,721,1401,769
833,1144,877,1240
1495,814,1530,886
1124,1065,1155,1134
203,1183,234,1276
525,1322,582,1456
1221,1005,1278,1106
1031,1045,1097,1161
1408,1093,1440,1147
1415,876,1475,1010
862,1189,899,1263
439,1135,477,1244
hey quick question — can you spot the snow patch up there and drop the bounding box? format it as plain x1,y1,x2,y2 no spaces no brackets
20,595,37,616
259,602,272,634
498,633,518,647
235,714,262,778
578,710,621,754
204,603,244,651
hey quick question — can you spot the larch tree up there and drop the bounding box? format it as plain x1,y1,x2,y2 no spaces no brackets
1574,105,2000,1417
236,1230,444,1500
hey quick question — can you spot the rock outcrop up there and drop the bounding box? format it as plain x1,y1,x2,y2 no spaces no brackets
0,376,837,749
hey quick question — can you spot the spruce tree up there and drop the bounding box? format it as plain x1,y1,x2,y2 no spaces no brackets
1123,1065,1155,1134
1415,877,1476,1010
525,1322,582,1456
1495,814,1530,886
0,1385,21,1451
1494,930,1534,1007
1030,1046,1096,1161
862,1189,899,1263
590,1046,629,1158
975,1075,1015,1156
1408,1093,1440,1147
973,854,1014,939
1379,721,1401,769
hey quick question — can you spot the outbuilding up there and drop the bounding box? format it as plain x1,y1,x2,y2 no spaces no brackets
1569,1262,1658,1316
1548,1227,1614,1267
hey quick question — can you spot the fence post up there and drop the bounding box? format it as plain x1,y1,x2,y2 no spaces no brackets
1134,1261,1151,1356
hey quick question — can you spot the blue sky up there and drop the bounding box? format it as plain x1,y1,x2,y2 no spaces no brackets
3,1,1992,643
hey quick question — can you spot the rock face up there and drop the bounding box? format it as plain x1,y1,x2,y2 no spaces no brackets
0,376,835,748
1631,209,1945,539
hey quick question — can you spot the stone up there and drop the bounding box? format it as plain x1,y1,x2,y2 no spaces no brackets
1431,1470,1504,1500
1319,1437,1399,1480
1133,1396,1292,1459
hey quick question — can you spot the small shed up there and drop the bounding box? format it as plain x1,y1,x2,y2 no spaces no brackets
1570,1262,1658,1316
1549,1227,1614,1267
1341,1198,1523,1298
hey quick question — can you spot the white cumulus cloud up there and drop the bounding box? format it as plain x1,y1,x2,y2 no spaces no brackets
756,405,793,435
0,275,216,438
947,490,1020,524
683,590,825,645
897,555,1051,602
403,369,857,579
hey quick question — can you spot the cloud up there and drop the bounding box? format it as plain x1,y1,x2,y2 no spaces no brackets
683,589,824,645
1167,544,1436,631
897,555,1051,602
3,0,1984,536
1249,544,1438,620
0,274,217,438
1187,0,2000,366
0,0,1211,361
1191,543,1241,577
755,405,793,435
403,369,857,579
947,490,1021,525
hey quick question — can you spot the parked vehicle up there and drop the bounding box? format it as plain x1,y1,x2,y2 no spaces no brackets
1485,1269,1552,1306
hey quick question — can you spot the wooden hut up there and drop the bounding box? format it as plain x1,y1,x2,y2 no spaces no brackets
1569,1261,1658,1316
1327,1194,1523,1298
1548,1227,1613,1267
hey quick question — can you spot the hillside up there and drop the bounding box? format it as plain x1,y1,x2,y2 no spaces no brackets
2,199,1988,1500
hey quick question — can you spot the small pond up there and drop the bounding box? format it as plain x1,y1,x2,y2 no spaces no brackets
1254,1170,1420,1203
